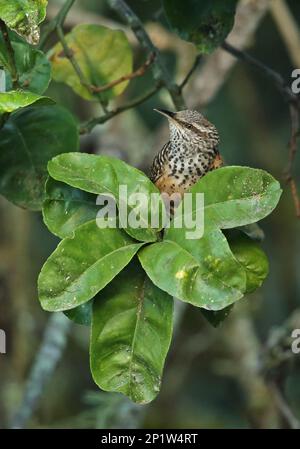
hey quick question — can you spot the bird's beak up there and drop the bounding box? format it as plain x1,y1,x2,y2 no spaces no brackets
154,108,176,119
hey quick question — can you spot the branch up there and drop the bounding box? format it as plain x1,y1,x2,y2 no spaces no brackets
187,0,271,108
0,20,19,88
222,41,300,218
11,313,71,429
80,83,162,134
56,25,107,112
179,54,202,91
39,0,76,50
90,52,155,94
107,0,185,110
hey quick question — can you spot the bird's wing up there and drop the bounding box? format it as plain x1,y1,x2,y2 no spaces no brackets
149,141,171,183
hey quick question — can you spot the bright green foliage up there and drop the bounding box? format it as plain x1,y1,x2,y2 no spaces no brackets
0,0,48,44
49,24,133,101
139,229,247,310
189,166,282,229
43,178,99,239
38,220,144,312
163,0,238,53
0,90,51,114
90,261,173,404
48,153,164,242
0,105,79,210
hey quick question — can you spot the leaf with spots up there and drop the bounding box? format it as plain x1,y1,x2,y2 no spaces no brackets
189,166,282,229
43,178,99,239
47,152,165,242
0,0,48,45
38,220,145,312
90,260,173,404
139,227,247,311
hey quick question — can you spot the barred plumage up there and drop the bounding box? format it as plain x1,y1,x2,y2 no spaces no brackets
150,109,222,196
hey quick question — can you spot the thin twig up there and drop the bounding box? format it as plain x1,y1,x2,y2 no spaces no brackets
222,41,300,218
90,52,156,94
39,0,76,50
56,25,92,95
0,20,19,88
56,25,107,112
80,83,162,134
107,0,185,110
222,41,296,103
179,54,202,91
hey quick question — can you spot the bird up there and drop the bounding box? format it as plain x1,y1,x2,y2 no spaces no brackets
150,109,223,197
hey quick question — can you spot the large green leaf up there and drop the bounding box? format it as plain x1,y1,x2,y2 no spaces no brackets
139,227,247,311
0,0,48,45
189,166,282,229
0,104,79,210
90,261,173,404
0,90,51,114
43,178,98,239
48,153,164,242
49,24,133,101
163,0,238,53
38,220,144,312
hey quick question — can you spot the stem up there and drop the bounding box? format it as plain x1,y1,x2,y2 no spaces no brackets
0,20,19,89
107,0,185,110
222,40,300,218
56,25,107,112
39,0,76,50
179,55,202,91
81,83,161,133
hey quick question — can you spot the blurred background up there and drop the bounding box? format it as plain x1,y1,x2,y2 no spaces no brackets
0,0,300,429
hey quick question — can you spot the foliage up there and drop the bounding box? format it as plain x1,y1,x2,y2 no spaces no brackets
0,0,283,406
163,0,238,53
0,0,48,44
49,24,133,101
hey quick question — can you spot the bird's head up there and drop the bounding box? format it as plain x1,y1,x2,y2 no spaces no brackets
154,108,219,149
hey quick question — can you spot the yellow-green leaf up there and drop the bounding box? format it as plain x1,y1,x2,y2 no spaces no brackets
49,24,133,101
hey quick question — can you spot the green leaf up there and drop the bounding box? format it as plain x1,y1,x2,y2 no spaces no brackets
65,301,93,326
227,231,269,293
5,41,51,94
139,231,247,311
43,178,98,239
38,220,145,312
90,260,173,404
0,0,48,45
0,90,51,114
0,104,79,210
48,153,164,242
189,166,282,229
49,24,133,101
163,0,238,53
